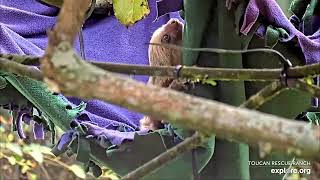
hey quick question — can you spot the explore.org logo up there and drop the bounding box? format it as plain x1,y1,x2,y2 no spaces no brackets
271,168,311,175
248,160,312,176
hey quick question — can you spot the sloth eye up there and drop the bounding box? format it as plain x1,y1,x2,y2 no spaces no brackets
161,34,171,43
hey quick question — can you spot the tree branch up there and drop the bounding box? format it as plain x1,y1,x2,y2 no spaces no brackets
121,133,204,180
291,79,320,99
240,81,286,109
0,54,40,65
2,53,320,82
123,81,287,180
0,58,43,81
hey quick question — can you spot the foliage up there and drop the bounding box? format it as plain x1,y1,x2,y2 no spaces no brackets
113,0,150,26
0,115,119,180
39,0,151,26
191,75,217,87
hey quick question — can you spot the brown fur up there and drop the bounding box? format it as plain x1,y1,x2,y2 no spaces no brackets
139,18,184,131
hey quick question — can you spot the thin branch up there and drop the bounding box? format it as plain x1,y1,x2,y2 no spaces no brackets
0,54,40,65
0,54,281,81
121,133,203,180
148,43,293,67
0,58,43,81
240,81,286,109
92,61,281,81
39,164,52,180
287,63,320,77
291,79,320,99
41,0,91,65
2,53,320,82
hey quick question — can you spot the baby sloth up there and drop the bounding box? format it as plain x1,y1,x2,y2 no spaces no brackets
139,18,184,131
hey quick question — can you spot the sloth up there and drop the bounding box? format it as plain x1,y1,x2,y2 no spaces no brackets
139,18,184,131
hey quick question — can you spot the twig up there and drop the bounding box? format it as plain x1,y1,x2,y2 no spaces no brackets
43,156,71,170
287,63,320,77
240,81,286,109
0,54,40,65
41,0,91,63
92,61,281,81
40,164,52,180
0,55,283,81
148,43,293,67
121,133,203,180
0,58,43,81
3,53,320,82
291,79,320,99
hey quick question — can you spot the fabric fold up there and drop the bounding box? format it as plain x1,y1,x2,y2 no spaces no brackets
240,0,320,64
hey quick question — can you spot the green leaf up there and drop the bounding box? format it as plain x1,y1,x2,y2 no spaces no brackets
191,75,217,87
202,78,217,87
305,112,320,125
23,144,53,163
6,143,23,156
113,0,150,26
0,76,7,89
265,25,280,48
69,164,87,179
24,144,52,155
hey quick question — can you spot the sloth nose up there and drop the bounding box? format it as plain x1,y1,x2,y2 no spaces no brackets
170,20,177,24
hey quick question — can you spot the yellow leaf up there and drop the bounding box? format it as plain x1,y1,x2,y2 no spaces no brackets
69,164,86,179
113,0,150,26
7,134,15,142
21,164,31,174
305,77,314,85
28,151,44,164
7,156,16,165
28,173,38,180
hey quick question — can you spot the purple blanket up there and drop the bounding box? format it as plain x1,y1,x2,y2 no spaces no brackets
240,0,320,64
0,0,182,145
